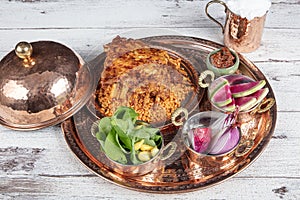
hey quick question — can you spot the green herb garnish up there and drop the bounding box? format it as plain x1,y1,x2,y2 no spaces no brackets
94,106,162,165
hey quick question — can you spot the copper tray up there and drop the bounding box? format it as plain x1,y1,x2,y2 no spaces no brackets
61,36,277,193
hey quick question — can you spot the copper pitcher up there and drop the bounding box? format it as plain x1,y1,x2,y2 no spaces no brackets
205,0,268,53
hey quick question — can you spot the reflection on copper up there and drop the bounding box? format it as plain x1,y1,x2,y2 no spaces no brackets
3,80,29,100
0,41,93,130
50,77,69,97
224,12,267,53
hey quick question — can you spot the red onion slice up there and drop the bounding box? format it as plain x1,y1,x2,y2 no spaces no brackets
208,126,240,155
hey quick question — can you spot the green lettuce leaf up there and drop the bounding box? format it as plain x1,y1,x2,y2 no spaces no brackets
98,117,112,135
103,130,127,164
94,106,162,165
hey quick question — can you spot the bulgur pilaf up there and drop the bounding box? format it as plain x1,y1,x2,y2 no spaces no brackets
96,36,196,124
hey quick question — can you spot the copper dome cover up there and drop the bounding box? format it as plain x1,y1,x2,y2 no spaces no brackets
0,41,94,130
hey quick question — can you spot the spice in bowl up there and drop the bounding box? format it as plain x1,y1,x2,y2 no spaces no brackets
210,47,236,68
206,47,240,75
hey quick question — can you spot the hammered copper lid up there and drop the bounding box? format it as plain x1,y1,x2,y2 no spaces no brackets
0,41,94,130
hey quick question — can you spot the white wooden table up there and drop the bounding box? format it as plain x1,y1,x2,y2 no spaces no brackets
0,0,299,199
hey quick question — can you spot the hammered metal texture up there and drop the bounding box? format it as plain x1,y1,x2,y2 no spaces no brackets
0,41,93,130
62,36,277,193
224,11,267,53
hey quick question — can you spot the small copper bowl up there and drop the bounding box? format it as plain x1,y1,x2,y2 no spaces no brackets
183,111,240,153
172,109,242,164
91,121,177,176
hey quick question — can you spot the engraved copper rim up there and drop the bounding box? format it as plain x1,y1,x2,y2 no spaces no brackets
61,35,277,193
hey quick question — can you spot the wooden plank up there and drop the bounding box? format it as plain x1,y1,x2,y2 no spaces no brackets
0,0,299,29
0,176,299,199
252,62,300,112
0,28,299,62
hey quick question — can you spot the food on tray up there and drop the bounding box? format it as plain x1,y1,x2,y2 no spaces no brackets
93,106,162,165
206,47,239,75
187,127,212,153
96,36,196,124
207,126,240,155
230,80,266,98
208,74,269,112
185,111,240,155
210,47,236,69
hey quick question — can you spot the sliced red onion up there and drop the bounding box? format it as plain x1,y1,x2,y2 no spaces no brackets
207,126,228,152
208,129,230,154
208,126,240,155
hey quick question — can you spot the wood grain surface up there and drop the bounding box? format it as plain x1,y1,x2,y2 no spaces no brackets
0,0,299,199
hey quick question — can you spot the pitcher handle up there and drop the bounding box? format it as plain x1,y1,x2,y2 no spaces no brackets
205,0,228,33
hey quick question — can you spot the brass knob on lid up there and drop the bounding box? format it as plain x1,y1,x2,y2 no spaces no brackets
15,41,35,67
